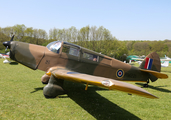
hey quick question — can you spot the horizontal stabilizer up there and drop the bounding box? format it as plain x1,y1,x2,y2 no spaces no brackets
140,69,168,79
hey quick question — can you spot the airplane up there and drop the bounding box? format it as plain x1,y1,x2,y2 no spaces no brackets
123,60,134,65
161,55,171,62
0,53,9,59
161,61,169,67
0,52,11,63
3,35,168,99
160,55,171,67
0,52,13,63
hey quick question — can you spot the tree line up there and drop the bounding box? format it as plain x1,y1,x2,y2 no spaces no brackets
0,24,171,60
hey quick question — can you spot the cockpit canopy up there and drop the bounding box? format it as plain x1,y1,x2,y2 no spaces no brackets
46,41,110,64
46,41,62,53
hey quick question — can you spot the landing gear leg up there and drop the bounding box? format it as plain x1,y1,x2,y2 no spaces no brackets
143,79,149,87
43,75,66,98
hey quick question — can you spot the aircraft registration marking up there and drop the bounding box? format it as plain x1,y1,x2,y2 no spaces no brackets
45,60,50,64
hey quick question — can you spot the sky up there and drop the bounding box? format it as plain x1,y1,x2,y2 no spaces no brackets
0,0,171,40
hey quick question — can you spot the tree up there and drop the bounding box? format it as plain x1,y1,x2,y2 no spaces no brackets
96,26,105,40
103,28,112,40
13,24,26,41
126,41,133,51
151,41,165,52
1,27,13,37
25,27,34,37
79,26,89,41
38,29,47,39
69,26,78,42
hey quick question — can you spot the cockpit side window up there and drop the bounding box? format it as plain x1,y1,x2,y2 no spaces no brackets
46,41,61,54
83,52,98,62
62,45,70,54
62,45,80,57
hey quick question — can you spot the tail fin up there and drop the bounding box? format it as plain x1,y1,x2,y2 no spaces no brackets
139,52,162,82
139,52,161,72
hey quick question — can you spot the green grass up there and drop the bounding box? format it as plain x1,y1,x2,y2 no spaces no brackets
0,59,171,120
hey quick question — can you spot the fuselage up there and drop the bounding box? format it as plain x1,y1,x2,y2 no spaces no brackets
9,41,149,82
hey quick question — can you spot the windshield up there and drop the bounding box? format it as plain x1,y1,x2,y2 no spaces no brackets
46,41,62,53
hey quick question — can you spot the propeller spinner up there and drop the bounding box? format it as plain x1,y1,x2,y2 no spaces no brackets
3,35,15,50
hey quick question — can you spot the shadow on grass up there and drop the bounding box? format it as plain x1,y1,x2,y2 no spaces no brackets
135,83,171,93
9,62,18,65
30,87,44,93
30,81,141,119
64,81,141,120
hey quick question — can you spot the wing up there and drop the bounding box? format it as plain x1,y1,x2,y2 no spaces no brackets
133,58,144,60
47,67,158,99
161,59,171,61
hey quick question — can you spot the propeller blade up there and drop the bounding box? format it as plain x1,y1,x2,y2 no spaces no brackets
10,35,15,41
5,46,8,51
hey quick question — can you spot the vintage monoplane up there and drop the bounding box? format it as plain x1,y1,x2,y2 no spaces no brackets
3,35,168,99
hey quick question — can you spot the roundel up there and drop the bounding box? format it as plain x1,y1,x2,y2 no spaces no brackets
116,69,124,78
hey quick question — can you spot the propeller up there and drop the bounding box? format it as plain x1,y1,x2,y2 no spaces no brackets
3,35,15,50
2,35,16,64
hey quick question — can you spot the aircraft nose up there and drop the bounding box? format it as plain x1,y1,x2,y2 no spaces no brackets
3,41,11,48
3,35,15,49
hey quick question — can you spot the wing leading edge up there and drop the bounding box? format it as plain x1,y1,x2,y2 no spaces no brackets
47,68,158,99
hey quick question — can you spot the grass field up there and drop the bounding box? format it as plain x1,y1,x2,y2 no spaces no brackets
0,59,171,120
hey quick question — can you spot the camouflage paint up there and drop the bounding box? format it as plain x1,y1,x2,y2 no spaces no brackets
38,47,68,71
9,41,163,83
139,52,161,72
139,52,161,82
10,41,45,70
